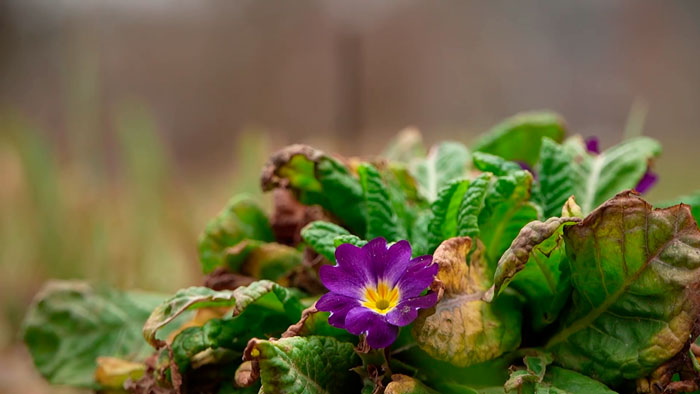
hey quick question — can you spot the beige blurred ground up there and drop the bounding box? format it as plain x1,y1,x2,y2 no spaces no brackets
1,1,700,392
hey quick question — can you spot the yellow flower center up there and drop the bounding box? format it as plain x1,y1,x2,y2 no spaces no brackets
362,281,400,314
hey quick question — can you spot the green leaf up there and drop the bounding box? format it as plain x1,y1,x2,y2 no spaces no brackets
545,191,700,385
172,318,244,371
382,162,424,204
427,179,471,250
412,237,522,367
395,351,516,394
143,281,304,347
409,211,432,257
198,196,275,274
456,173,493,238
295,310,358,342
261,145,366,234
476,162,541,269
488,217,581,330
541,136,662,215
380,163,427,241
411,141,470,202
218,381,262,394
172,306,356,373
333,234,368,248
385,374,439,394
506,361,616,393
472,111,567,166
172,311,294,372
506,367,617,394
358,163,407,241
247,336,362,394
536,137,578,218
472,152,523,176
22,281,166,388
231,242,303,281
301,221,350,261
382,127,427,164
541,367,618,393
425,173,497,256
503,351,553,392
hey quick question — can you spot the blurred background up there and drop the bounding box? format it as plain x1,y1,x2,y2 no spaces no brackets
2,1,700,392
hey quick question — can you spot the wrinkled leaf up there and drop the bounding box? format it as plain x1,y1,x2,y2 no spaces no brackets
385,374,439,394
144,281,304,347
172,316,280,372
412,237,522,367
22,281,166,388
411,141,470,202
172,307,353,373
301,221,351,262
489,217,580,329
546,191,700,384
658,190,700,225
334,234,368,248
261,144,366,234
472,111,566,166
536,137,578,218
358,163,407,241
426,174,496,254
472,151,522,176
427,179,470,250
247,336,362,394
379,162,426,241
198,196,275,273
474,155,541,268
300,221,367,262
455,173,493,239
540,136,662,215
382,162,424,205
409,211,433,257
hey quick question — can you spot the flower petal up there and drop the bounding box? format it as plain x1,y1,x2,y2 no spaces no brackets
316,293,359,329
395,255,438,299
319,264,369,299
361,237,389,279
344,306,398,348
635,169,658,194
585,137,600,154
386,292,438,327
380,240,414,286
335,243,373,284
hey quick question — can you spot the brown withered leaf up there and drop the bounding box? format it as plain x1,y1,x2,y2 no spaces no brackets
203,267,255,291
412,237,522,367
270,189,328,246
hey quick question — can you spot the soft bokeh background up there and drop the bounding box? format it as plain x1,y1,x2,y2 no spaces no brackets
2,1,700,392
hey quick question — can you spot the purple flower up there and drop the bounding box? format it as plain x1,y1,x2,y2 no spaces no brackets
585,137,600,154
316,238,439,348
635,169,658,194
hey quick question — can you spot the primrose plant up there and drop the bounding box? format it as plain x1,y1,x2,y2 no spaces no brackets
22,111,700,394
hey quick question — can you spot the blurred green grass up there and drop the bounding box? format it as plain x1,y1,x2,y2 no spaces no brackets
0,106,271,352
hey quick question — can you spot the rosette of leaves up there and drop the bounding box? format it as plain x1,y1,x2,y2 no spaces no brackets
22,111,700,394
